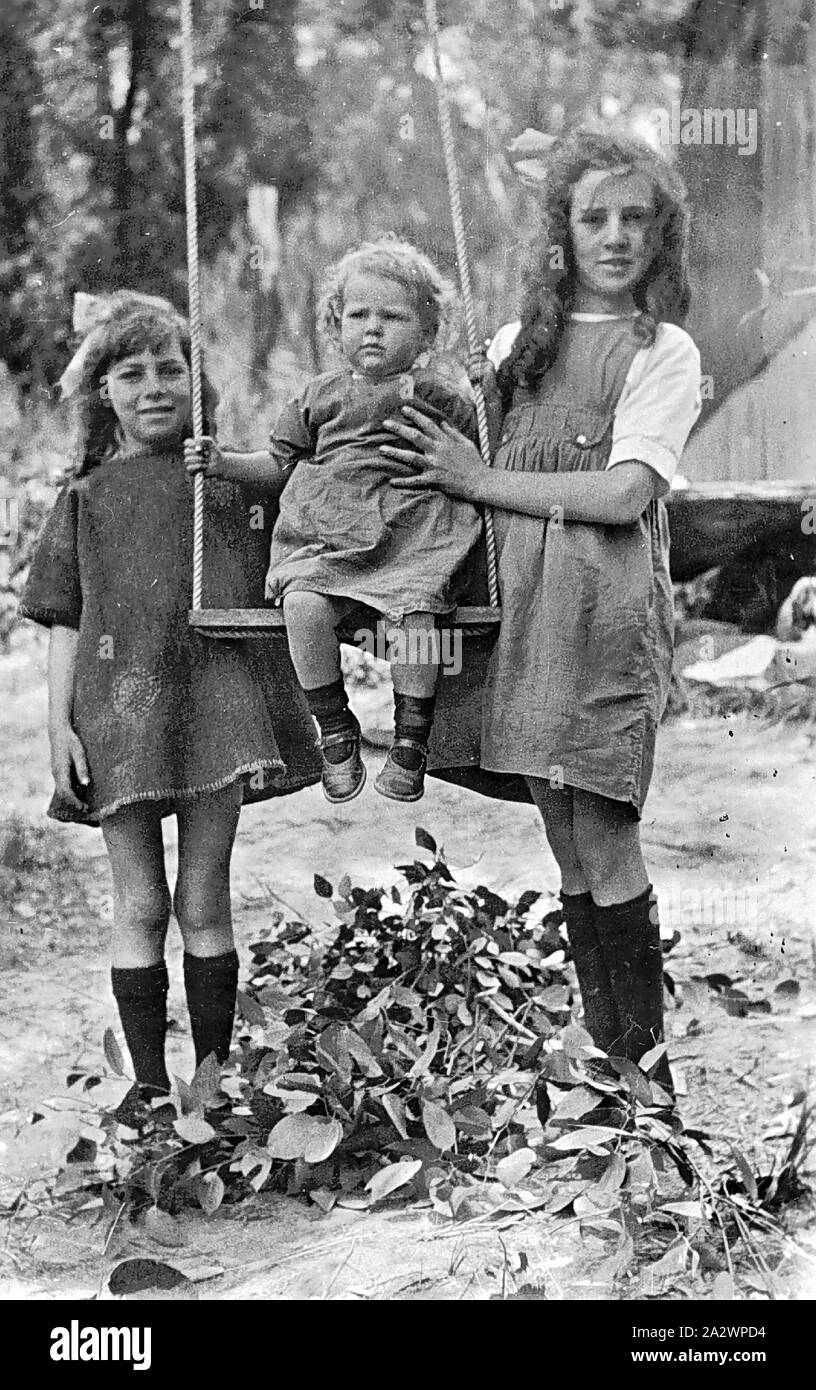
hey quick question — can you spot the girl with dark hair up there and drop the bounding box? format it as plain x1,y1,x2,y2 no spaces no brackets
382,131,702,1116
19,292,321,1109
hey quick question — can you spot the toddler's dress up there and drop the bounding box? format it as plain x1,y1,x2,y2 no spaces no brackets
265,369,484,620
20,449,322,824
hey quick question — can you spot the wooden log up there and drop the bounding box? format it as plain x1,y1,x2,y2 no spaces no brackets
666,483,814,580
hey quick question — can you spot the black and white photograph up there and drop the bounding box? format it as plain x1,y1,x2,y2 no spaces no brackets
0,0,814,1330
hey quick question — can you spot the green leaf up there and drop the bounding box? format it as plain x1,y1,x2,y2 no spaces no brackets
610,1058,653,1105
638,1041,667,1073
550,1085,603,1125
267,1113,343,1163
108,1259,191,1296
560,1025,601,1059
190,1053,222,1106
661,1200,708,1222
408,1025,441,1080
313,873,334,898
235,989,265,1025
366,1159,422,1205
173,1076,201,1117
421,1099,457,1152
143,1207,185,1248
414,826,437,854
103,1028,126,1076
196,1172,225,1216
495,1148,537,1189
316,1023,353,1083
596,1152,628,1192
303,1117,344,1165
730,1146,759,1204
452,1105,492,1139
381,1092,409,1139
174,1115,217,1145
547,1126,621,1151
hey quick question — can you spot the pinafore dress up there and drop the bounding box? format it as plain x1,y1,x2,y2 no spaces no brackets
479,318,674,815
265,369,483,620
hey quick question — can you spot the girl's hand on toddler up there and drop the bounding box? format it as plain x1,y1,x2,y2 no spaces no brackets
184,435,224,478
381,406,485,502
50,725,90,810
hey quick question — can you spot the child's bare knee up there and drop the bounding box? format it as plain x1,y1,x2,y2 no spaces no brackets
283,591,330,620
173,882,228,938
116,884,171,936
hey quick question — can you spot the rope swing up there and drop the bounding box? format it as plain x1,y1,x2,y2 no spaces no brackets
424,0,499,610
182,0,500,636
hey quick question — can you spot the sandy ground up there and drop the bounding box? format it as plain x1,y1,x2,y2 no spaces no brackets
1,625,815,1300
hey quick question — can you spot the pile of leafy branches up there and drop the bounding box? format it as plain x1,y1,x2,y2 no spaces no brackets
5,831,811,1294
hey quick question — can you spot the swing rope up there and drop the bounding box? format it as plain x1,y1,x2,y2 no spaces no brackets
424,0,500,610
180,0,500,629
180,0,205,612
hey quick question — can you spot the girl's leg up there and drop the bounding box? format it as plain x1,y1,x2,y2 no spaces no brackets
527,779,621,1053
101,804,172,1094
376,612,439,799
174,782,243,1067
282,590,347,691
571,789,672,1090
282,590,365,800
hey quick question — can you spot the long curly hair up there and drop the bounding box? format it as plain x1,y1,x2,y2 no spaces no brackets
497,129,691,402
66,299,218,477
319,237,457,358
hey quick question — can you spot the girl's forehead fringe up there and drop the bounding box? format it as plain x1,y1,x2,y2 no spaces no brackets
81,313,187,381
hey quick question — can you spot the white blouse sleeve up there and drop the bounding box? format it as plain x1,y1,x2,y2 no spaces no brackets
486,321,521,369
608,323,702,484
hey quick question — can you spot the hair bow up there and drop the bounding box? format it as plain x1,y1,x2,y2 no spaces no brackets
505,127,557,185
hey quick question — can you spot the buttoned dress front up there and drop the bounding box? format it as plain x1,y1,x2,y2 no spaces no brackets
475,315,701,815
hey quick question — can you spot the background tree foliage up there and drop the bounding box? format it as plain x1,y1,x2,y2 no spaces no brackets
1,0,813,442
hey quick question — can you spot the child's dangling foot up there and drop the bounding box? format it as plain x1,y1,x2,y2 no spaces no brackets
305,677,366,803
375,693,435,802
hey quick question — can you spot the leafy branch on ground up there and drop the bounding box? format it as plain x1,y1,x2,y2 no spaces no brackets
4,829,812,1298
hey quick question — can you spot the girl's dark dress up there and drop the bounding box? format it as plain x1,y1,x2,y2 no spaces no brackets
20,451,322,824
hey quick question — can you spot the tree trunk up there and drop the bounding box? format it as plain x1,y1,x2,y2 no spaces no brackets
679,0,816,426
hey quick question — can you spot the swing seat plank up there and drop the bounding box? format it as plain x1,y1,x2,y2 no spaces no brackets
189,606,501,634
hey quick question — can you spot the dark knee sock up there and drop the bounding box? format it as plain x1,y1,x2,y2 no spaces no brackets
183,949,239,1067
561,890,621,1055
391,693,435,771
304,678,358,763
111,961,170,1095
594,886,673,1093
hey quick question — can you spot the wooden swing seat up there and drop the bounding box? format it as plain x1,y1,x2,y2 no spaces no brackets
189,605,501,638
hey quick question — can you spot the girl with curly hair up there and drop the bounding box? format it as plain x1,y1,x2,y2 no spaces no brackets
20,292,321,1108
233,238,482,804
382,131,702,1116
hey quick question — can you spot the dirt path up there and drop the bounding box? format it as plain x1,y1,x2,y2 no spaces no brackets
1,626,814,1300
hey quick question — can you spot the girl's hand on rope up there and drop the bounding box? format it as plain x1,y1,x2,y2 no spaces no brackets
184,435,224,478
466,344,497,393
49,723,90,811
381,406,485,501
